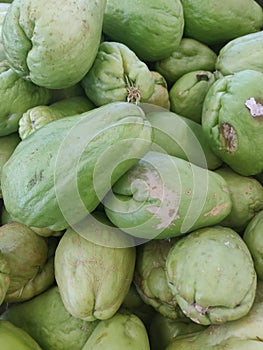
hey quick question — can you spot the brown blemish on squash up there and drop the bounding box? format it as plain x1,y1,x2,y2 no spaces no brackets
219,123,237,153
203,203,228,217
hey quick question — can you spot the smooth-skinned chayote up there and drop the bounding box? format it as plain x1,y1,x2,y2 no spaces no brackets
216,31,263,76
180,0,263,45
0,222,55,302
165,301,263,350
1,102,152,231
104,151,231,239
54,214,136,321
0,320,42,350
1,286,100,350
202,69,263,176
2,0,106,89
82,311,150,350
166,226,257,326
81,41,155,106
102,0,184,62
216,166,263,232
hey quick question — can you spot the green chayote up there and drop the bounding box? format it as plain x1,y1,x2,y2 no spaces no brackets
202,69,263,176
166,226,257,325
2,0,106,88
82,311,150,350
104,151,231,239
54,214,136,321
0,320,42,350
165,301,263,350
103,0,184,62
243,210,263,280
2,286,99,350
0,222,55,302
81,41,155,106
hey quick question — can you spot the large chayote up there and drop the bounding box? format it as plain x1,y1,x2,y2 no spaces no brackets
165,301,263,350
0,222,55,302
166,226,257,325
0,60,51,136
1,286,99,350
180,0,263,45
102,0,184,62
202,69,263,176
81,41,155,106
54,214,136,321
0,320,42,350
82,311,150,350
1,102,152,231
2,0,106,89
104,151,231,239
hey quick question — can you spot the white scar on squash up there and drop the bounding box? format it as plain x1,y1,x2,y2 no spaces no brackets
245,97,263,117
130,165,180,230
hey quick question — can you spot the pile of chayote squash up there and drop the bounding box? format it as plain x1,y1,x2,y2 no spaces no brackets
1,0,263,349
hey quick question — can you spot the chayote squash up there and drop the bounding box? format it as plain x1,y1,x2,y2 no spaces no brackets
201,69,263,176
81,41,155,107
102,0,184,62
166,226,257,325
216,166,263,232
2,0,106,89
165,301,263,349
0,222,55,302
154,38,217,86
0,320,42,349
243,210,263,280
1,102,152,231
180,0,263,45
19,96,95,140
54,214,136,321
104,151,231,239
133,238,180,319
1,286,99,350
82,311,150,350
216,31,263,76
